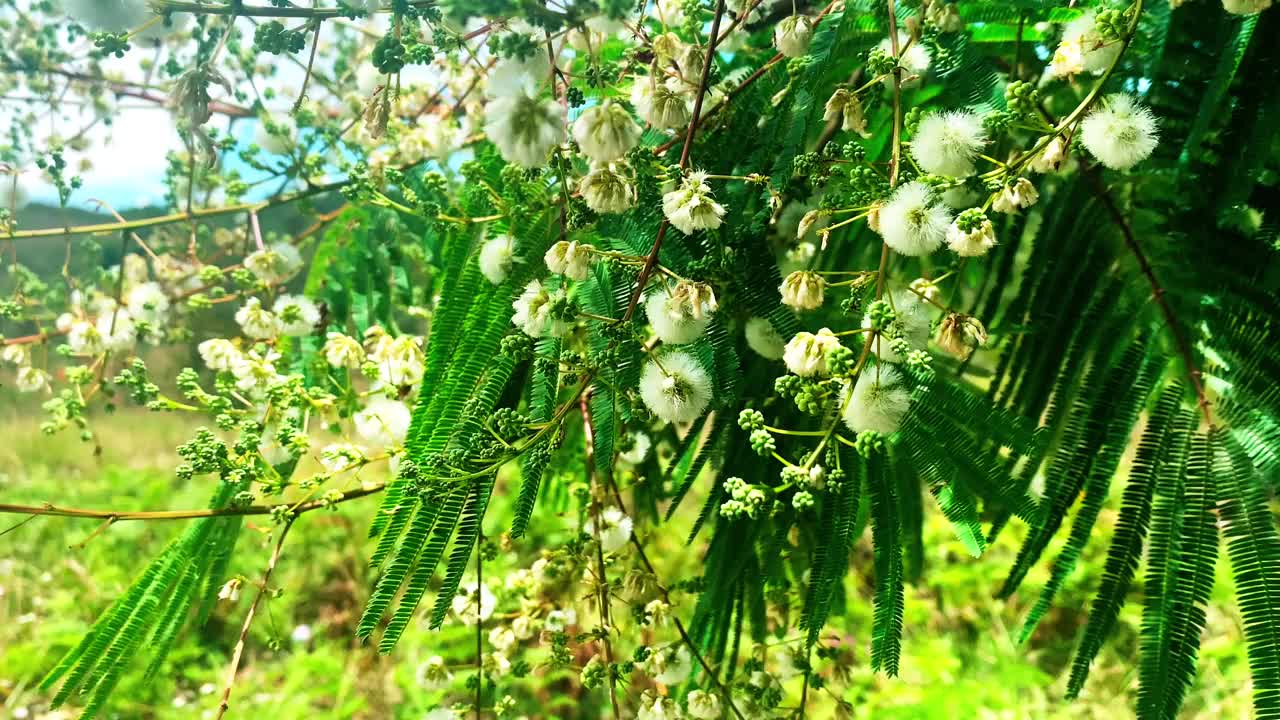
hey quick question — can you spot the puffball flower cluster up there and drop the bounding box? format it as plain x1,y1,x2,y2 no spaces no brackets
641,645,693,685
255,115,296,155
1080,94,1159,171
842,364,912,434
632,76,691,130
877,181,952,256
199,338,240,371
572,100,641,162
578,162,636,214
865,289,931,363
479,235,515,285
451,582,497,625
645,281,718,344
1049,11,1122,77
273,295,320,336
823,88,870,137
662,171,726,235
584,506,633,553
236,297,282,340
1223,0,1272,13
911,111,988,178
353,397,412,449
125,281,169,327
245,242,303,285
783,328,841,377
639,350,713,424
1029,136,1069,174
366,330,426,387
879,32,931,86
512,280,569,338
946,209,997,257
779,270,826,311
484,89,566,168
323,332,364,368
686,690,722,719
544,240,595,281
991,177,1040,214
744,317,786,360
774,15,815,58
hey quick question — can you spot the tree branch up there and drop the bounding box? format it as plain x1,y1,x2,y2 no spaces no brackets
0,482,386,523
623,0,728,321
1084,167,1215,428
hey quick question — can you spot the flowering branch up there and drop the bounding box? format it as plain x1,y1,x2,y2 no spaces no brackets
623,0,728,321
0,481,386,524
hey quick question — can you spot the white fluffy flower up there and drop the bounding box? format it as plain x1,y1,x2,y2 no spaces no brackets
544,240,595,281
354,397,412,448
572,100,641,162
125,281,169,326
783,328,841,377
879,32,931,86
744,317,786,360
643,645,693,685
479,235,515,285
645,282,717,344
66,0,152,33
774,15,815,58
1050,12,1122,77
619,431,652,464
370,335,425,387
230,349,283,392
486,53,551,99
911,111,987,178
1080,94,1160,171
946,215,997,257
578,161,637,214
318,443,365,473
584,507,633,554
1029,136,1070,174
637,692,681,720
662,170,726,235
199,338,242,371
484,89,566,168
96,309,137,352
1,344,28,366
687,690,722,720
991,177,1040,214
639,351,713,424
864,289,931,363
415,655,453,691
323,332,364,368
15,366,49,393
823,88,870,137
779,270,826,311
255,115,296,155
235,298,282,340
544,607,577,632
877,181,951,256
451,582,497,625
842,364,912,434
272,295,320,336
67,320,104,355
632,75,691,129
1223,0,1272,13
244,242,303,285
512,280,569,338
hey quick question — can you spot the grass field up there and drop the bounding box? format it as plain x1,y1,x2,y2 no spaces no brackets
0,405,1253,719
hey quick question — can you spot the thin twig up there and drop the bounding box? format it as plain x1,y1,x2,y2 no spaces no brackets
623,0,728,321
580,392,622,720
216,519,294,720
1084,167,1214,428
0,482,386,523
601,474,746,720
